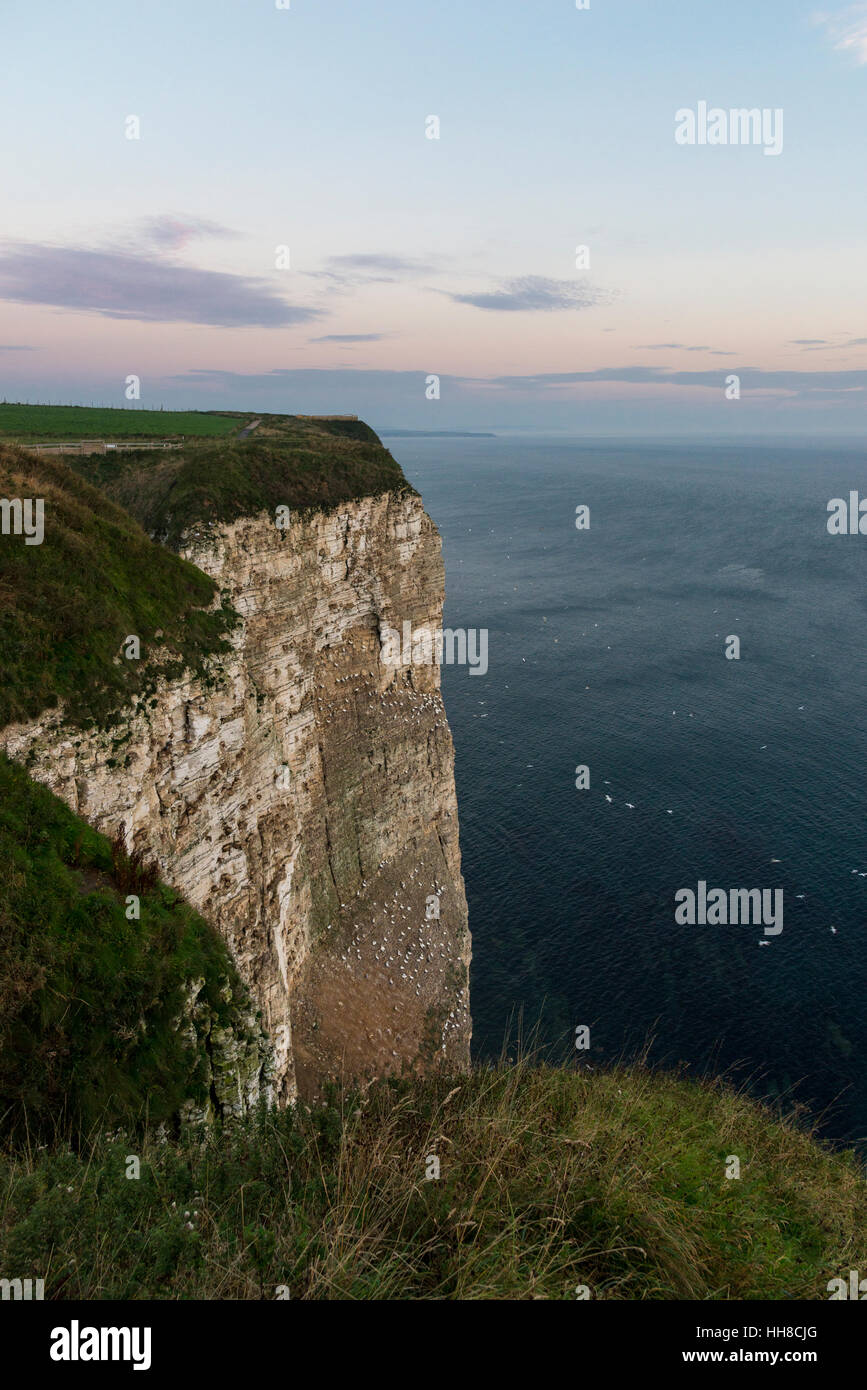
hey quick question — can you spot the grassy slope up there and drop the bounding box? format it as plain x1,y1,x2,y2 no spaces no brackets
1,1062,864,1300
0,414,412,731
0,755,264,1140
0,444,237,728
0,403,241,441
67,414,415,544
0,405,412,542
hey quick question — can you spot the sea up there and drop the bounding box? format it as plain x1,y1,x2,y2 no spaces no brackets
392,436,867,1148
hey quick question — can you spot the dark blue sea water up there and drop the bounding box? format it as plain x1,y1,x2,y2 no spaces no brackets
394,437,867,1147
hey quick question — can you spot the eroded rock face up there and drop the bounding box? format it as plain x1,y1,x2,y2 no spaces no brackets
1,492,471,1103
177,976,273,1124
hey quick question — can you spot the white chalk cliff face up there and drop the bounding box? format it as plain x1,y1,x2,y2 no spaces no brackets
1,492,471,1103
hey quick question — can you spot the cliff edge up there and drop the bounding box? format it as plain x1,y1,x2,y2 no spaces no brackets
0,412,471,1106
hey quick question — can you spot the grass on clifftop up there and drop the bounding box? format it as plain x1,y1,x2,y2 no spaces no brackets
68,414,414,545
0,403,241,441
1,1059,864,1300
0,755,264,1141
0,444,237,728
0,412,412,726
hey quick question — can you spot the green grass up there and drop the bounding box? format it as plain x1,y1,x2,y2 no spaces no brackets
67,414,415,544
0,403,242,441
0,443,237,728
1,1060,864,1300
0,755,267,1142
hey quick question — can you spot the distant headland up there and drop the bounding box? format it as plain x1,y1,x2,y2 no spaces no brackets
376,427,496,438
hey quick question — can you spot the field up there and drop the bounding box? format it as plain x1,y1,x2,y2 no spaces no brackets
0,402,243,442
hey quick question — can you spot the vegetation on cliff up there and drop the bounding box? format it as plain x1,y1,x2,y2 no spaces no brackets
0,755,270,1142
66,413,415,545
0,444,237,729
0,403,414,546
0,409,415,728
1,1058,864,1299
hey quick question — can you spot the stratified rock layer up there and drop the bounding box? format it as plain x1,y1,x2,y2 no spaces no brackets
1,492,471,1102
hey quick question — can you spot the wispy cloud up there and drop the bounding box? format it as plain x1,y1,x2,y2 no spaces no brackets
813,4,867,63
0,344,37,351
310,332,387,343
446,275,609,313
790,335,867,351
480,366,867,394
309,253,435,288
0,242,320,327
328,254,430,274
136,215,241,253
636,343,735,355
171,364,867,398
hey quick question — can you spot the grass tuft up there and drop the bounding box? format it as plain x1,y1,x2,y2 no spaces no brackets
1,1056,864,1300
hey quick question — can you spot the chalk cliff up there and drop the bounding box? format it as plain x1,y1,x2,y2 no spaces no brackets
1,477,471,1105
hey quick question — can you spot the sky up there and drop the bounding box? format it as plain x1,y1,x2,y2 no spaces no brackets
1,0,866,435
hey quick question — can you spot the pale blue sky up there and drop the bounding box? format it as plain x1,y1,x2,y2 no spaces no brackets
1,0,865,433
